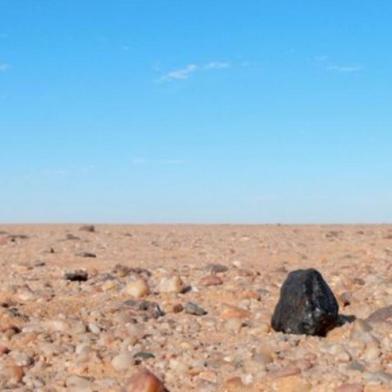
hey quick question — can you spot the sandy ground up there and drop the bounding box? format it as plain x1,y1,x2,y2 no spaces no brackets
0,224,391,391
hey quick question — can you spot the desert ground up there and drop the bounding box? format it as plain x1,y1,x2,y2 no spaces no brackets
0,224,391,391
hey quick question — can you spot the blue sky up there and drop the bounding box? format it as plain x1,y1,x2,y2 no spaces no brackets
0,1,391,223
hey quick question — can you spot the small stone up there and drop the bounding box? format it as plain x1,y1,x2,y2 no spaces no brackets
65,270,88,282
111,352,134,371
221,377,248,391
268,366,301,379
271,268,339,336
124,278,150,298
171,303,184,313
126,368,165,392
9,364,24,384
221,305,250,320
366,305,392,324
66,375,91,389
198,370,217,384
88,323,100,334
158,276,185,293
200,275,223,287
185,302,207,316
253,350,273,365
339,292,352,307
134,351,155,360
270,374,311,392
362,342,381,362
224,318,243,334
0,345,10,355
123,299,165,319
76,251,97,258
335,383,364,392
206,263,229,274
66,233,80,240
79,225,95,232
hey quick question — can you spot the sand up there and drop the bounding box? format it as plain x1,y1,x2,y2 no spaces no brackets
0,224,391,391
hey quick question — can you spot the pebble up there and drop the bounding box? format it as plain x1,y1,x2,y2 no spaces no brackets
185,302,207,316
65,270,88,282
124,278,150,298
335,384,364,392
111,352,134,371
66,375,92,390
206,263,229,274
221,305,251,320
200,275,223,286
126,368,165,392
158,275,185,293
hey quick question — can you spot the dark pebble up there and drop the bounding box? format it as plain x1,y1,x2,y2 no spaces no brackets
65,270,88,282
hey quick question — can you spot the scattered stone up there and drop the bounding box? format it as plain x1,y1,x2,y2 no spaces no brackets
79,225,95,232
158,276,185,293
124,278,150,298
111,352,134,371
366,305,392,324
64,270,88,282
270,374,311,392
134,351,155,360
76,251,97,258
221,305,251,320
123,299,165,319
126,368,165,392
185,302,207,316
206,263,229,274
339,291,352,307
66,375,92,389
6,364,24,384
200,275,223,286
65,233,80,240
271,268,339,336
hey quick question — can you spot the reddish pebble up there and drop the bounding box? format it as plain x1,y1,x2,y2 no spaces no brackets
199,275,223,287
0,345,10,355
335,383,364,392
8,365,24,384
126,368,165,392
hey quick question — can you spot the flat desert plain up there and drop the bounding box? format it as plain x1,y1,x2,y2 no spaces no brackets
0,225,391,391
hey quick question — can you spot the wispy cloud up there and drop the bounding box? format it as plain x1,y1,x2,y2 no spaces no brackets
162,64,199,81
326,64,363,73
204,61,230,70
314,55,363,73
160,61,231,82
0,63,10,72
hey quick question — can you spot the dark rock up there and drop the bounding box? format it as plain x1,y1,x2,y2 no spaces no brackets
65,234,80,240
206,263,228,274
366,305,392,324
65,270,88,282
123,300,165,319
79,225,95,233
76,251,96,258
271,268,339,336
133,352,155,360
185,302,207,316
